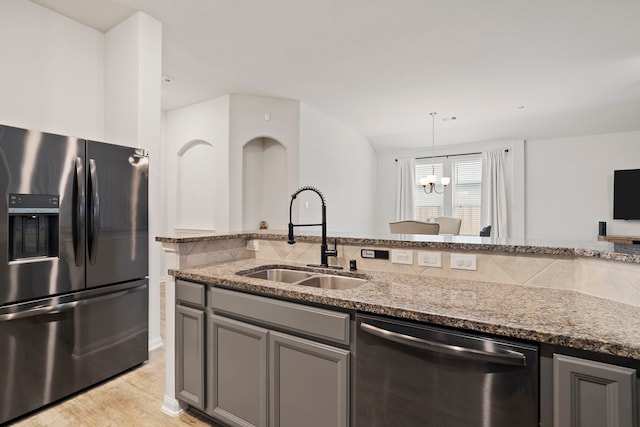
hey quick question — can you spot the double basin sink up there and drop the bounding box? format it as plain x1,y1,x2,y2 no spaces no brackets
239,268,367,290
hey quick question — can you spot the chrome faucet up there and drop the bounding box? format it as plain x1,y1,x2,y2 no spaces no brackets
288,186,340,269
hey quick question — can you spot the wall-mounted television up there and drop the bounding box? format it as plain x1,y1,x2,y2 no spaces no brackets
613,169,640,220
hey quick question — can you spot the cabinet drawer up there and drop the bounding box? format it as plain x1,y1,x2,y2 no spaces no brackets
176,280,205,307
210,287,350,345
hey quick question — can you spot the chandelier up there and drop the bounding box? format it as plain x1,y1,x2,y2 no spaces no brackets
420,112,450,194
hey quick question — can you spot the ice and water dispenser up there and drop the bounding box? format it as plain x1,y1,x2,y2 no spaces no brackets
8,194,59,261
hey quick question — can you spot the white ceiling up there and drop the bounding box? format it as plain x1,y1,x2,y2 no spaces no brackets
30,0,640,150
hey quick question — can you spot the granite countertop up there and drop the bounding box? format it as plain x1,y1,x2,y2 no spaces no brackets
157,230,640,264
171,258,640,361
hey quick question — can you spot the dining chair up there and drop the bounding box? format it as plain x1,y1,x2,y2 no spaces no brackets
434,217,462,235
389,220,440,235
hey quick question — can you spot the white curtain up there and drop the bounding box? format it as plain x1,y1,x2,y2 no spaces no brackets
395,158,416,220
481,150,508,237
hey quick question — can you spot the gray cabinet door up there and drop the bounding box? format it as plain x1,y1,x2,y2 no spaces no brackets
554,354,636,427
269,331,350,427
208,314,268,427
176,304,205,410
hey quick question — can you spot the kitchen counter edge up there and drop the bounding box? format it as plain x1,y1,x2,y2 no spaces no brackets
170,259,640,361
156,232,640,264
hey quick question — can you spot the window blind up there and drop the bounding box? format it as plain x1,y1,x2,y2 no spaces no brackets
414,160,444,220
413,154,483,234
452,156,482,234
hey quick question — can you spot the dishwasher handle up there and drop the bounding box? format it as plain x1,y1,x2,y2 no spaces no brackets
360,322,527,367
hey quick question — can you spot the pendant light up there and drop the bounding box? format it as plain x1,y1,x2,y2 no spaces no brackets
420,112,450,194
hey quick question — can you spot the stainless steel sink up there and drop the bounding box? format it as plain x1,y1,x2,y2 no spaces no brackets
293,275,368,290
242,268,314,283
239,268,368,290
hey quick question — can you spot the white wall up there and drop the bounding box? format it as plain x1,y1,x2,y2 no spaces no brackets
164,96,376,235
375,139,524,236
299,104,377,234
229,94,300,231
526,131,640,241
163,96,230,232
0,0,104,138
377,130,640,241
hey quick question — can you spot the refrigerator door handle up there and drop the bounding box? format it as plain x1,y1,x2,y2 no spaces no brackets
88,158,100,264
73,157,85,266
0,301,79,321
76,286,144,307
0,286,144,322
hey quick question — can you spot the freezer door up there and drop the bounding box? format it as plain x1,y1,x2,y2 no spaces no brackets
0,125,85,305
0,281,148,425
85,140,148,288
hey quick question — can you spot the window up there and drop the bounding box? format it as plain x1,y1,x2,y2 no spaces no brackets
414,161,444,220
414,154,482,235
452,156,482,235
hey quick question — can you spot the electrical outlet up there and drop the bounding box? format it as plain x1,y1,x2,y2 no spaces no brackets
418,251,442,267
450,253,477,271
246,240,259,251
391,249,413,265
361,249,390,259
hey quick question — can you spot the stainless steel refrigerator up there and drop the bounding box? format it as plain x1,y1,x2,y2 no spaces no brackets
0,124,149,425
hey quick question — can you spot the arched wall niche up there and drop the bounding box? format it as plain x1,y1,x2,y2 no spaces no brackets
176,139,216,231
243,136,287,230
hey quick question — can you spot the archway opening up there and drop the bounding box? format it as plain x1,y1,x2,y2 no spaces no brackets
243,137,287,230
176,139,215,231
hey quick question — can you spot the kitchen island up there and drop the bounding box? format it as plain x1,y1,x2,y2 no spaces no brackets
158,231,640,426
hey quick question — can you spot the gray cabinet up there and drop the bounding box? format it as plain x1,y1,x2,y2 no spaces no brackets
206,315,349,427
207,314,268,427
175,279,207,410
209,287,351,427
553,354,637,427
174,283,352,426
270,331,349,427
176,303,205,410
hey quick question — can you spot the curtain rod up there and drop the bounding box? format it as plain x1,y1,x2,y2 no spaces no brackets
395,149,509,162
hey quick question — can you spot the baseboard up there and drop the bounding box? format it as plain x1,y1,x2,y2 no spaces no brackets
148,336,164,352
161,395,184,417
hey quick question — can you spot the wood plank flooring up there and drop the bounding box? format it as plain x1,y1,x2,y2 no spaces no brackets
10,347,223,427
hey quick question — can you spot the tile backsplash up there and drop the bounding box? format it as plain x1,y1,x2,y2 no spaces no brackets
254,239,640,308
168,238,640,308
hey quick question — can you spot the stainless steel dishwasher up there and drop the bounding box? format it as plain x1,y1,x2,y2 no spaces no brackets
355,314,538,427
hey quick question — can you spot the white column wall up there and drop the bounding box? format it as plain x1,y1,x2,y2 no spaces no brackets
298,104,377,234
104,12,163,352
526,131,640,240
0,0,104,138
